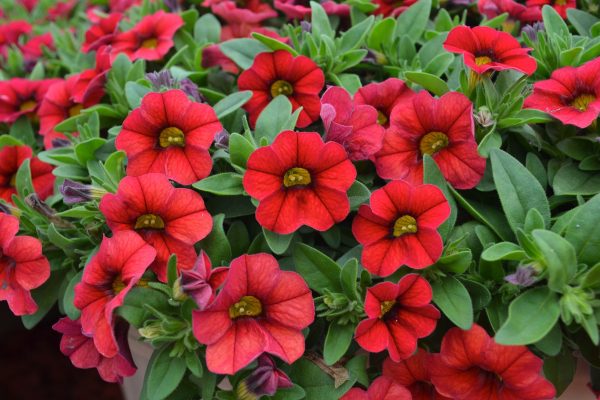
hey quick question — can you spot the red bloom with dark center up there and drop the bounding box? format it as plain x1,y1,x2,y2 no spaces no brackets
0,145,55,204
116,89,222,185
99,173,213,282
274,0,349,19
237,50,325,128
0,213,50,316
0,78,60,123
341,376,412,400
355,275,440,362
373,0,417,17
179,251,228,310
383,349,451,400
243,130,356,234
21,33,55,62
53,317,136,383
443,26,537,76
430,324,556,400
82,13,122,53
524,58,600,128
0,20,31,56
352,180,450,276
74,231,156,357
320,86,385,161
526,0,575,18
374,91,486,190
204,0,277,25
192,253,314,375
478,0,542,25
73,46,112,104
111,11,183,61
354,78,415,131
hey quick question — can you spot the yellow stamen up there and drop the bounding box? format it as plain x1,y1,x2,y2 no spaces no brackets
141,38,158,49
380,300,396,317
377,110,388,126
475,56,492,66
9,174,16,188
69,104,83,117
554,0,566,6
229,296,262,319
158,127,185,148
112,275,125,294
419,131,449,156
19,100,37,113
571,94,596,112
270,80,294,98
392,215,417,237
283,167,311,188
134,214,165,230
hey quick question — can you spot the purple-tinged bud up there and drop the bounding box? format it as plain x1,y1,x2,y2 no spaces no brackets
25,194,73,228
164,0,181,12
51,138,71,148
146,70,176,91
180,252,228,310
0,202,22,217
179,78,204,103
236,355,293,399
215,129,230,150
522,22,544,42
301,21,312,33
60,180,107,204
505,265,536,287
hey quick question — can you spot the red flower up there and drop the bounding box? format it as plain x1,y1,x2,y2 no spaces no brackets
0,78,60,123
109,0,141,12
179,251,228,310
0,213,50,316
238,50,325,128
383,349,451,400
18,0,38,12
111,11,183,61
373,0,417,17
526,0,575,18
204,0,277,25
354,78,415,131
352,180,450,276
116,89,222,185
320,86,385,161
99,173,213,282
73,46,112,104
74,231,156,357
374,91,486,190
21,33,54,62
274,0,349,19
243,130,356,234
202,44,240,74
82,13,122,53
524,58,600,128
443,26,537,76
0,145,55,204
53,317,136,383
47,0,77,20
192,253,314,375
355,275,440,362
341,376,412,400
430,324,556,400
0,20,31,56
478,0,542,25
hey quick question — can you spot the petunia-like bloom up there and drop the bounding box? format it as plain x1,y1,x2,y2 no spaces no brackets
526,0,574,19
73,46,111,105
352,180,450,276
82,13,122,52
341,376,412,400
355,275,440,362
0,78,61,123
192,253,314,375
236,355,293,398
179,251,228,310
111,10,183,61
430,324,556,400
243,130,356,234
53,317,136,383
478,0,542,28
374,91,486,190
354,78,415,131
237,50,325,128
99,173,212,282
115,89,222,185
373,0,417,17
0,145,55,204
383,349,451,400
443,25,537,76
274,0,349,20
204,0,277,25
523,58,600,128
20,33,55,63
320,86,385,161
0,213,50,316
74,231,156,357
0,20,31,57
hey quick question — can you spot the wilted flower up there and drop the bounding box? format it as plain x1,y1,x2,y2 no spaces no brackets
236,355,293,398
504,265,536,287
214,128,230,150
60,179,107,204
179,251,228,309
522,22,545,42
475,106,495,127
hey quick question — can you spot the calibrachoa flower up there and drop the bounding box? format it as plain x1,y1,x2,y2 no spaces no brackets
116,89,222,185
0,78,60,123
374,91,486,190
355,274,440,362
53,317,136,383
274,0,350,19
0,212,50,316
524,58,600,128
443,26,537,75
243,130,356,234
0,20,30,57
99,173,213,282
82,12,122,52
21,33,55,63
354,78,415,130
320,86,385,161
430,324,556,400
178,251,228,310
192,253,314,375
373,0,417,17
238,50,325,128
74,231,156,357
526,0,575,18
352,180,450,276
478,0,542,28
73,45,111,104
383,349,451,400
0,145,55,204
204,0,277,25
341,376,412,400
111,10,183,61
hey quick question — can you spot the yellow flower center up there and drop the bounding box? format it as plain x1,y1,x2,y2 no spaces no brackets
380,300,396,317
554,0,566,5
141,37,158,49
377,110,388,126
501,20,516,34
69,104,83,117
571,94,596,112
158,127,185,148
392,215,417,237
134,214,165,230
229,295,262,319
283,167,311,188
419,131,449,156
475,56,492,66
19,100,37,113
270,80,294,98
9,174,16,188
112,275,125,294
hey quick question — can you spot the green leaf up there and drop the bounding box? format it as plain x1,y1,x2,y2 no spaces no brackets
581,263,600,289
192,173,245,195
213,90,252,119
367,18,395,51
534,322,562,356
495,287,560,345
185,351,203,377
167,254,178,288
145,345,187,400
461,279,491,311
310,1,335,39
432,276,473,330
229,132,256,169
532,229,576,292
423,155,457,240
289,357,357,400
567,9,599,37
434,250,472,274
219,39,269,69
324,323,356,365
15,159,34,198
564,193,600,265
194,13,221,44
263,228,294,255
490,149,550,233
542,4,569,39
552,163,600,195
481,242,526,261
9,117,35,146
254,95,295,144
125,81,152,109
543,348,576,396
227,220,251,257
252,32,299,56
405,71,449,96
22,270,67,329
347,180,370,210
75,138,106,165
63,271,83,320
339,16,374,53
199,214,232,266
293,243,342,294
340,258,359,300
394,0,432,41
271,385,306,400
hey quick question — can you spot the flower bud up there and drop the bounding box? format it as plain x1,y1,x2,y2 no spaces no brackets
60,179,107,204
236,355,293,399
